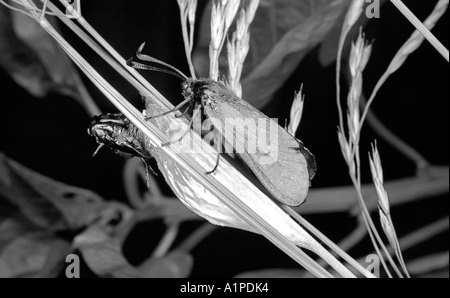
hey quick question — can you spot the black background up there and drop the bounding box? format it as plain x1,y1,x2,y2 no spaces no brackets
0,0,448,278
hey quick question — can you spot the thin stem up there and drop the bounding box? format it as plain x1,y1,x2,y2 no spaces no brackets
390,0,449,62
351,172,405,278
395,244,411,278
0,0,33,17
179,8,196,78
284,207,376,278
293,168,448,214
350,177,393,278
176,223,218,252
336,26,351,133
350,144,396,276
366,216,449,275
40,0,48,19
364,99,429,170
189,17,195,57
123,158,147,210
358,0,447,171
152,224,180,258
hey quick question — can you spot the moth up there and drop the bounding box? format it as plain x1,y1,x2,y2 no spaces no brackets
87,113,156,182
126,44,316,206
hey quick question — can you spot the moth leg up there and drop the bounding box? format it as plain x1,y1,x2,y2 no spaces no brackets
162,105,202,146
206,153,221,175
175,100,195,118
145,97,191,120
92,143,105,157
141,158,157,176
174,108,190,118
140,158,157,189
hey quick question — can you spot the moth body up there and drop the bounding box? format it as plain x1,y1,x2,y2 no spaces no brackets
182,79,316,206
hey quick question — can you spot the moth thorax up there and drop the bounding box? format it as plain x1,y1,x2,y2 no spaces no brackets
201,94,217,110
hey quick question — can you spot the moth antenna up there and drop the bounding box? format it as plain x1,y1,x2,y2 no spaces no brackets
93,143,105,157
127,59,187,81
134,42,189,80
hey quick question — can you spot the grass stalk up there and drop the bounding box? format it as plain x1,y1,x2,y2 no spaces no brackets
284,207,376,278
390,0,449,62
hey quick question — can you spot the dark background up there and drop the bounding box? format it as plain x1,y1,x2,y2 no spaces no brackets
0,0,448,277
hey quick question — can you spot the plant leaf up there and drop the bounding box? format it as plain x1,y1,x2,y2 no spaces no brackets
11,11,75,89
0,232,69,278
242,0,347,108
0,6,98,115
0,216,38,253
74,224,141,278
138,251,194,278
0,152,109,230
193,0,348,108
0,5,53,97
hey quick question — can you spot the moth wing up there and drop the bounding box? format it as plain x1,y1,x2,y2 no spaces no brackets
205,99,312,206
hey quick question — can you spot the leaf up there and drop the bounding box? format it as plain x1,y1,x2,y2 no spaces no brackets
0,216,37,253
138,251,194,278
235,268,308,278
241,0,348,108
74,224,141,278
0,5,53,97
0,152,109,230
193,0,349,108
0,5,99,115
0,232,70,278
11,11,75,89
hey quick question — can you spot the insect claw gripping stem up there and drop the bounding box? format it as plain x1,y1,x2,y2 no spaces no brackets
144,97,191,121
160,106,202,147
175,109,190,118
206,153,221,175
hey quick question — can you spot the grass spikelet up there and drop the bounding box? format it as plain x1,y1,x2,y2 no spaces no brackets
226,0,259,96
209,0,240,80
177,0,198,78
288,85,305,136
369,144,410,277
